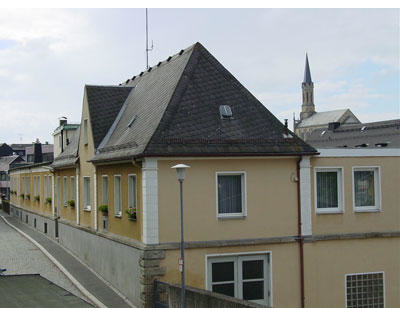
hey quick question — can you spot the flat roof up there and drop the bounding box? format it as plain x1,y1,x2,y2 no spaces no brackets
0,274,93,308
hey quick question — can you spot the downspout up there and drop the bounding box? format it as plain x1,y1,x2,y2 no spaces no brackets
93,165,97,231
297,157,305,308
51,173,55,217
76,167,80,225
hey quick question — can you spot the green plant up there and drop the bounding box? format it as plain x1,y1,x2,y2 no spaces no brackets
99,204,108,215
45,197,52,204
26,194,30,200
34,195,40,202
68,200,75,208
125,208,137,221
20,193,25,199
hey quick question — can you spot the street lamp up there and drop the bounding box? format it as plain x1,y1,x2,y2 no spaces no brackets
171,164,190,308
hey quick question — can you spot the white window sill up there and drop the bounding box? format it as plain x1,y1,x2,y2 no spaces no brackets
83,207,91,212
354,208,381,213
217,213,246,220
114,214,122,218
316,209,344,215
64,203,68,207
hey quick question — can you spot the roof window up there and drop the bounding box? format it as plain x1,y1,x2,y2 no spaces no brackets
355,143,369,148
321,130,326,136
375,142,389,147
361,126,367,131
127,116,137,128
219,105,232,119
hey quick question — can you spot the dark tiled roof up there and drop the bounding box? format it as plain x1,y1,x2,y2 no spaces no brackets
26,144,54,155
86,85,134,149
90,42,316,162
0,156,20,171
306,119,400,149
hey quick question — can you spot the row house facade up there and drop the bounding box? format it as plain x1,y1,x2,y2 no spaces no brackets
8,43,400,308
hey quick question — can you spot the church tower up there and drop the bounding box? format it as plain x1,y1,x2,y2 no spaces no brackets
300,54,316,120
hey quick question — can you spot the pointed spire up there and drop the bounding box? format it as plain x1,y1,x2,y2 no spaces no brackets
303,53,312,84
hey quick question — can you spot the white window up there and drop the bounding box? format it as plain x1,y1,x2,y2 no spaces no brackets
102,176,108,205
353,167,381,212
314,167,344,214
70,177,75,201
83,177,91,210
48,176,52,199
128,174,137,209
207,253,271,306
346,272,384,308
44,176,47,199
83,119,88,145
63,177,68,206
216,172,246,217
37,176,40,197
114,175,122,216
33,176,36,196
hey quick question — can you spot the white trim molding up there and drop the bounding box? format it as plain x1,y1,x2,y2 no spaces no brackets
51,174,55,217
94,166,98,230
317,148,400,157
299,156,312,236
314,167,345,214
215,171,247,219
352,166,382,213
76,168,80,225
142,158,159,245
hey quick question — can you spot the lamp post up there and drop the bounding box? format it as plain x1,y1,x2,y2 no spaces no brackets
171,164,190,308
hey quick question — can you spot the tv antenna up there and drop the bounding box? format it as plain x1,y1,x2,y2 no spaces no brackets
145,8,154,69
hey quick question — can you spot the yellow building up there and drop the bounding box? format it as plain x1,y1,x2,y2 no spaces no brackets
8,43,400,308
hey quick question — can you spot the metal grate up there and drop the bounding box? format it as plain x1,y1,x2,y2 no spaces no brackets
154,280,169,308
346,272,384,308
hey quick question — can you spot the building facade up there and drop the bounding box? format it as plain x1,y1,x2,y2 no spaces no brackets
8,43,400,308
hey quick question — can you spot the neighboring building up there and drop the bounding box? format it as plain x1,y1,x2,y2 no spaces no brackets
0,143,14,157
294,55,361,140
304,119,400,149
10,143,32,157
53,117,80,158
8,43,400,308
0,155,24,198
26,141,54,163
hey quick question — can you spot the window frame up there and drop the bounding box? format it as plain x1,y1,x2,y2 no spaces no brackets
206,251,272,306
101,175,109,206
215,171,247,219
314,167,344,214
114,175,122,217
352,166,381,212
70,176,75,201
345,271,385,308
83,176,91,211
63,176,68,206
128,174,137,209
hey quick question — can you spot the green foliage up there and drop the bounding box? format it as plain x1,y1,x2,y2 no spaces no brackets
125,208,137,220
34,195,40,202
68,200,75,208
99,204,108,214
45,197,52,204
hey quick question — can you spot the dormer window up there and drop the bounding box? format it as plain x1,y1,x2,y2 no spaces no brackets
219,105,232,119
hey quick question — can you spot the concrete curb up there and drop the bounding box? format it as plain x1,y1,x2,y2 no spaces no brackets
0,215,106,308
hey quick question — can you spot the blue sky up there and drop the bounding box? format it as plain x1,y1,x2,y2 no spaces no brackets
0,8,398,143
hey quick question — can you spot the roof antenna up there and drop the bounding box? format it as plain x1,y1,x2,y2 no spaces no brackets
145,8,154,70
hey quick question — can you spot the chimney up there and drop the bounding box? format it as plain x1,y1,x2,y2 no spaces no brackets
59,116,67,126
33,138,43,163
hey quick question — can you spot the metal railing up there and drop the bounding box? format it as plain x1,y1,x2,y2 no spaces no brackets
154,280,169,308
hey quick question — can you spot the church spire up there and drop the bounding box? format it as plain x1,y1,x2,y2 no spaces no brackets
300,53,315,120
303,53,312,84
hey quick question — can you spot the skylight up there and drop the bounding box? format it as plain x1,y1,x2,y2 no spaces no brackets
127,115,136,128
361,126,367,131
321,130,326,136
219,105,232,119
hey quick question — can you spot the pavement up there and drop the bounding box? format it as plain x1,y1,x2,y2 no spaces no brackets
0,210,132,308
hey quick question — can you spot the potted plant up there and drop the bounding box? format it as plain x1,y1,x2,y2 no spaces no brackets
26,194,30,200
99,204,108,216
20,193,25,199
68,200,75,208
45,197,52,205
125,208,137,221
34,195,40,202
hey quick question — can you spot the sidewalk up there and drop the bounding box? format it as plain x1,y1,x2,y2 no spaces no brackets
1,211,132,308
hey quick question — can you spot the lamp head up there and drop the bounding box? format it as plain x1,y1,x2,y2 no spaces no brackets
171,164,190,181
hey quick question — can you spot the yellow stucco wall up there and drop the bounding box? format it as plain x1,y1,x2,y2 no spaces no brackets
54,168,77,223
10,170,53,216
159,243,301,308
77,89,96,229
96,163,142,242
304,237,400,307
157,158,299,243
311,156,400,235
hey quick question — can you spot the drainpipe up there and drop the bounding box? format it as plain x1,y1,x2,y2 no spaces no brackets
297,157,305,308
76,167,80,225
51,174,55,217
93,166,97,231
